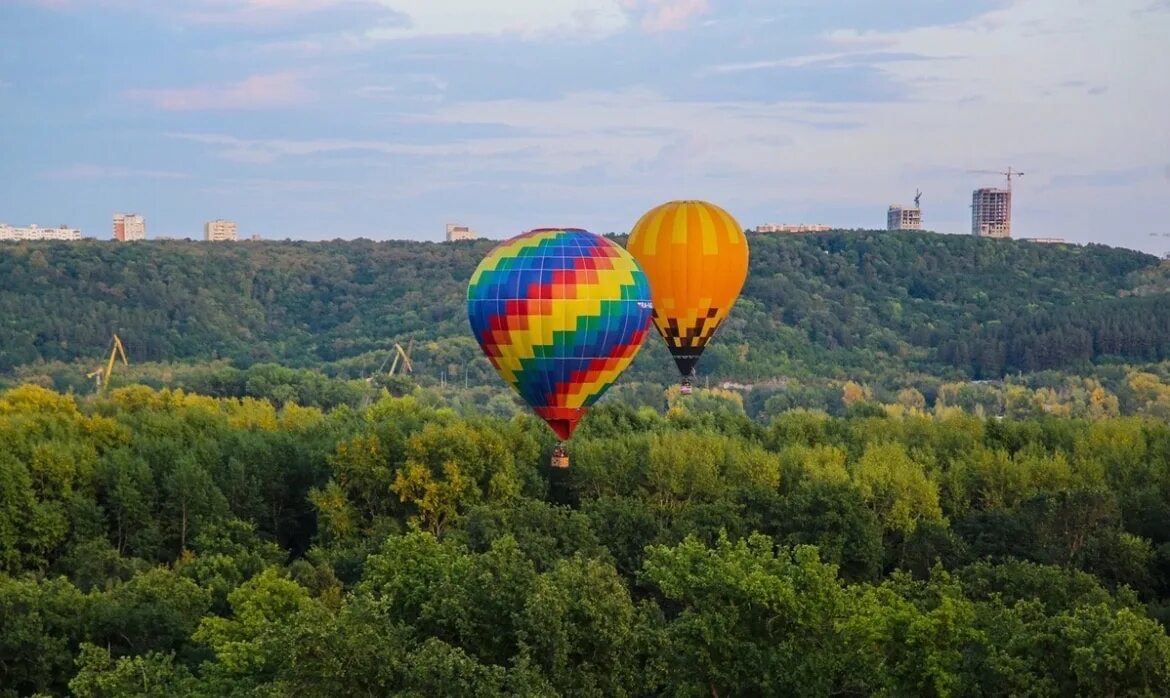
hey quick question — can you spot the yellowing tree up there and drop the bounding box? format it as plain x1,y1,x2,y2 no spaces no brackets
842,381,872,408
852,442,943,536
392,461,468,537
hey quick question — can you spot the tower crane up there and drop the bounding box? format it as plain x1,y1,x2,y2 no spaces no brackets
87,334,128,393
914,189,922,208
968,166,1025,190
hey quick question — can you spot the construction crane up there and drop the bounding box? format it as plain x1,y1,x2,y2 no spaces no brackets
969,166,1025,190
369,338,415,382
914,189,922,208
87,334,128,393
388,338,414,376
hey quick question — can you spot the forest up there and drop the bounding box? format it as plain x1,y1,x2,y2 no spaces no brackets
4,232,1170,695
3,232,1170,394
3,383,1170,696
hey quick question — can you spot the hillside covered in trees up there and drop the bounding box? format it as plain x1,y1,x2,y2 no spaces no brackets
3,231,1170,393
4,384,1170,696
6,233,1170,695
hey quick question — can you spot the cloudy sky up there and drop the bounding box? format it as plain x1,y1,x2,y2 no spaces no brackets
2,0,1168,252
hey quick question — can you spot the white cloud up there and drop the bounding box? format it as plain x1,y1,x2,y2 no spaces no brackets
29,0,388,26
356,73,447,101
177,0,383,24
167,130,625,165
172,0,1169,243
28,0,634,38
823,0,1167,102
125,72,312,111
799,0,1170,180
700,50,953,76
622,0,709,32
422,0,1168,237
366,0,630,40
42,164,190,180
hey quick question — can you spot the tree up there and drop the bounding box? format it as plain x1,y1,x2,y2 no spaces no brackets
0,576,87,697
852,442,944,537
69,644,196,698
641,534,858,696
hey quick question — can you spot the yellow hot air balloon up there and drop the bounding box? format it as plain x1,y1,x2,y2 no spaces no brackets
626,200,749,393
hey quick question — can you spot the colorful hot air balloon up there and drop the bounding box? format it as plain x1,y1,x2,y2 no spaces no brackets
467,228,653,463
626,200,749,393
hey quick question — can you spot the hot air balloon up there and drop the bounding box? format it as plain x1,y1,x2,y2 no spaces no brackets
626,200,749,395
467,228,653,467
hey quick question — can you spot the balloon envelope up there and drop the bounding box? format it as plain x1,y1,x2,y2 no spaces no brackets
626,200,749,378
467,228,653,440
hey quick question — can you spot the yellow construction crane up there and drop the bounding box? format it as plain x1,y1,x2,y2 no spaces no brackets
388,338,414,376
368,338,415,383
87,334,128,393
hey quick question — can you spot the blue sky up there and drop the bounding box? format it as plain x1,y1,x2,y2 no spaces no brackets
1,0,1168,253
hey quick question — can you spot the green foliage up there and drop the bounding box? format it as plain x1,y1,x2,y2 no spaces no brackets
0,576,88,697
1,382,1170,695
69,643,197,698
6,234,1170,410
642,534,855,695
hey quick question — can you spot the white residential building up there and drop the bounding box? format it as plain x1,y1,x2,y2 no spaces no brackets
113,213,146,241
446,224,476,241
204,219,238,241
0,223,82,241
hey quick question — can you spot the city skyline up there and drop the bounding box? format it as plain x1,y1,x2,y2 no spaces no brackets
1,0,1168,254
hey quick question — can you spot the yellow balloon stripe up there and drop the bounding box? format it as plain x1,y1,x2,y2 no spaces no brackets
715,206,742,245
634,204,670,256
695,203,718,255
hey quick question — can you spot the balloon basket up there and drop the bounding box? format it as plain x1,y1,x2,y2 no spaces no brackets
680,378,693,396
551,444,570,469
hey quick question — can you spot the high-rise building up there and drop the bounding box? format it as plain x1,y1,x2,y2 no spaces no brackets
888,190,923,231
113,213,146,241
445,224,476,241
204,219,238,241
972,188,1012,238
0,223,82,241
887,206,922,231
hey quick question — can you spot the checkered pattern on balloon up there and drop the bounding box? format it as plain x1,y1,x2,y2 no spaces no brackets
466,228,653,441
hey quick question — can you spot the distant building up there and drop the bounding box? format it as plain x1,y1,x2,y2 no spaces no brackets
718,381,754,391
0,223,82,241
445,224,476,241
113,213,146,241
972,188,1012,238
204,219,238,242
887,206,922,231
1020,237,1065,244
754,224,832,234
